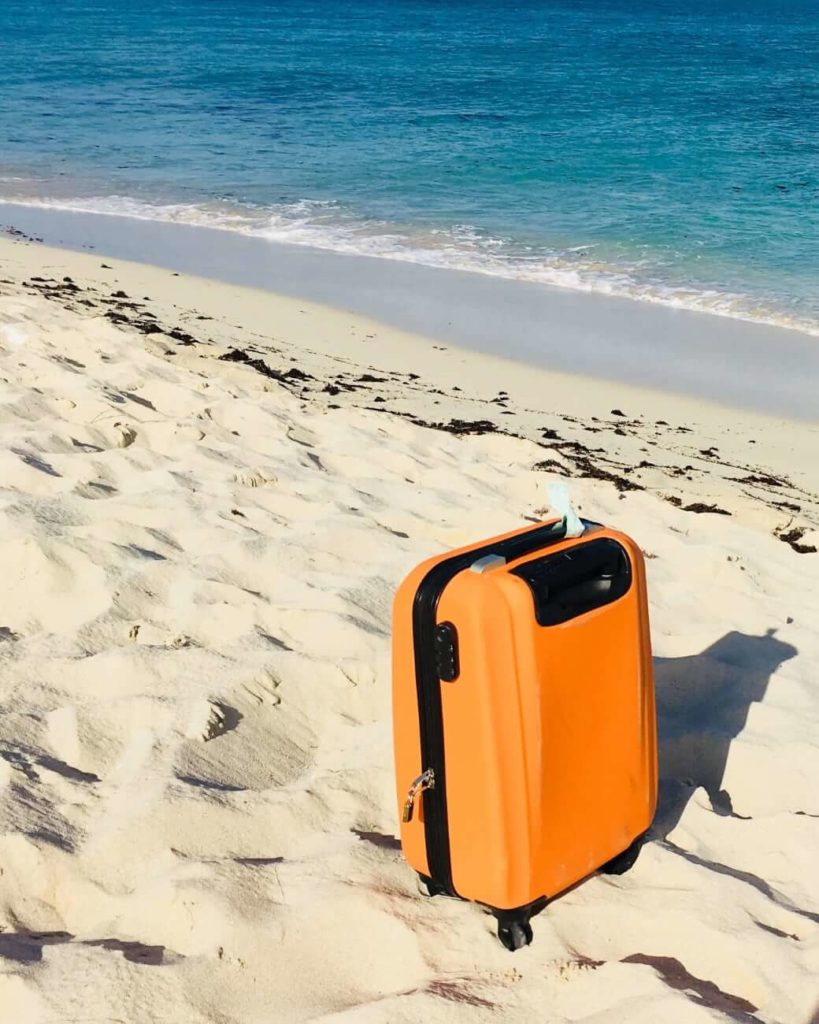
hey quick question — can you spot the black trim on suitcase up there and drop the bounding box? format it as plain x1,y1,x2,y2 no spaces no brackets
411,518,578,896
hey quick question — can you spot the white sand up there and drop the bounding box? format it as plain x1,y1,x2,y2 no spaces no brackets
0,235,817,1023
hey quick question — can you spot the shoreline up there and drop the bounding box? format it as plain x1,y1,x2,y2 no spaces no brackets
2,201,819,422
2,194,816,341
2,231,817,553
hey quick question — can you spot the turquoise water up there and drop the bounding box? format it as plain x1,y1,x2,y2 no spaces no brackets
1,0,818,331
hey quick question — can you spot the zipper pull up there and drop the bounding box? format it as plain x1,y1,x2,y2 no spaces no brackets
402,768,435,823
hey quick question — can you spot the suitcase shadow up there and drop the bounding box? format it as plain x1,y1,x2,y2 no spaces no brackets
652,628,797,837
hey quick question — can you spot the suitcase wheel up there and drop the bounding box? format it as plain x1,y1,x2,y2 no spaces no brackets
491,898,545,952
497,919,533,952
417,874,451,898
599,833,645,876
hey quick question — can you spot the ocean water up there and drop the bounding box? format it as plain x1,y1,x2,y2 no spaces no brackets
1,0,818,333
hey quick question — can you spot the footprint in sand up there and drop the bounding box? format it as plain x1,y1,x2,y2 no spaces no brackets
73,480,118,500
184,700,244,742
69,436,105,453
114,422,137,448
11,448,62,478
176,674,314,792
233,468,277,487
286,423,318,448
176,424,206,442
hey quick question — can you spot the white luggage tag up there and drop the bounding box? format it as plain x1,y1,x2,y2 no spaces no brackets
548,481,585,538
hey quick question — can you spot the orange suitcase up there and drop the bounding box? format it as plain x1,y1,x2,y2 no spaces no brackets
392,517,657,949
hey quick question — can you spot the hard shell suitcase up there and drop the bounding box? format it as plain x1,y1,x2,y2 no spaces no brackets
392,517,657,949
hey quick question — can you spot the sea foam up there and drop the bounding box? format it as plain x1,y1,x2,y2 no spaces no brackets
3,192,816,338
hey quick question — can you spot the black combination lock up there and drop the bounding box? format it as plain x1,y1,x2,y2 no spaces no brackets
434,621,459,682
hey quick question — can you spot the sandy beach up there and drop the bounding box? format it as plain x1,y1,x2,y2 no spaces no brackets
0,228,817,1024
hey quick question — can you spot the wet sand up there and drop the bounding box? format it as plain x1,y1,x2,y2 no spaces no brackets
3,201,819,420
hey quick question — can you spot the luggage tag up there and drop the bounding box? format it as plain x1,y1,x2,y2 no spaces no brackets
548,481,585,538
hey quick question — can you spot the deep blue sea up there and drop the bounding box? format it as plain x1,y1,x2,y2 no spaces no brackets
1,0,817,332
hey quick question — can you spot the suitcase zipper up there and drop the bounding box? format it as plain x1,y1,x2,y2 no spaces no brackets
402,768,435,823
411,517,577,895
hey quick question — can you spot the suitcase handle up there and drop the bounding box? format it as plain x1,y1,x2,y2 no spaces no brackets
511,538,632,626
